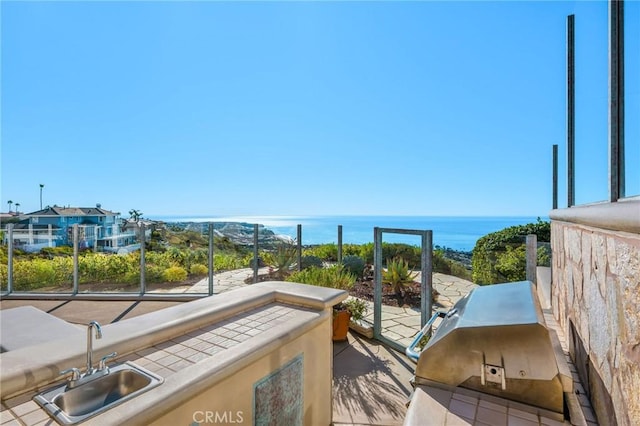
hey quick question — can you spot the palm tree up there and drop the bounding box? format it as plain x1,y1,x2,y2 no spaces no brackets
15,203,20,213
7,200,12,213
39,184,45,209
129,209,143,221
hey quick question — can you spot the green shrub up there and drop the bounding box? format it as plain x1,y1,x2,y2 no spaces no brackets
164,266,188,282
145,264,166,283
383,244,421,267
447,261,473,281
538,244,551,267
341,255,365,279
1,241,253,290
123,270,140,285
145,251,173,269
12,257,73,290
347,243,421,266
472,219,550,285
214,253,245,271
190,263,208,276
165,247,186,265
432,250,451,274
40,246,74,257
342,243,365,257
0,247,7,265
351,243,373,263
287,265,355,290
79,253,135,283
494,245,527,282
190,248,209,266
300,255,323,270
303,244,338,261
491,244,552,283
0,264,7,289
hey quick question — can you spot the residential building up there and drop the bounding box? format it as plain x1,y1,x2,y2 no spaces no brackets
1,205,145,253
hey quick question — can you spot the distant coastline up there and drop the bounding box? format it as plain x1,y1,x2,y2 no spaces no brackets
149,215,545,252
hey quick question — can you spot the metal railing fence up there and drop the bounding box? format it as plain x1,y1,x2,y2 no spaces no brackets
0,222,350,300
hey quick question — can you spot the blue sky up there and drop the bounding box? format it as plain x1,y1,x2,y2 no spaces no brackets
1,1,638,217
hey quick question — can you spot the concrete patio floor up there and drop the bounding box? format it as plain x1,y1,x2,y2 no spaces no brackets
333,331,414,425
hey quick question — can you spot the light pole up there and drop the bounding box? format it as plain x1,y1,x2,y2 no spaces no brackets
40,184,44,209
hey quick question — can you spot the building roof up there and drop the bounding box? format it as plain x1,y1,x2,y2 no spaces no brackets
26,206,120,217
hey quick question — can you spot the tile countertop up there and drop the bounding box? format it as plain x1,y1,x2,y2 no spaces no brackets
0,282,348,426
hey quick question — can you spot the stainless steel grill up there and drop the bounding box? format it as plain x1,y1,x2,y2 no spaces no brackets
406,281,569,413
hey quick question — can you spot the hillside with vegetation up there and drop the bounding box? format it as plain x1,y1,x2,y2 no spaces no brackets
1,219,550,291
0,220,474,291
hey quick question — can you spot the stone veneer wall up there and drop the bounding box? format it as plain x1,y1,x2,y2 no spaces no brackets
550,201,640,426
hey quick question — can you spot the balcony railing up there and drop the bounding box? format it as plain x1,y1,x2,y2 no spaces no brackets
0,222,314,299
1,220,547,300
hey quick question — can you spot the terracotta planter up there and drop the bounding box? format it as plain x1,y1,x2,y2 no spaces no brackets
332,310,351,341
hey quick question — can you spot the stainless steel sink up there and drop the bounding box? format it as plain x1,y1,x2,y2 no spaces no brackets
34,362,163,424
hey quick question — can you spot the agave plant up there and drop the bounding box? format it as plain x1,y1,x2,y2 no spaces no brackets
264,243,297,280
382,256,418,296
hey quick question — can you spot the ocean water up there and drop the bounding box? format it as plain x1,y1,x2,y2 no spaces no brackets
149,215,546,252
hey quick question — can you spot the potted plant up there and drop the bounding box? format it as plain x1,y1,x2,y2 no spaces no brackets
333,297,367,341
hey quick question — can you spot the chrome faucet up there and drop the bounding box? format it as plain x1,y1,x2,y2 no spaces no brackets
86,321,102,375
59,320,118,389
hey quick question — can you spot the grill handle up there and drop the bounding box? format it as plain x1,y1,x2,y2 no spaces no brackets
405,311,447,363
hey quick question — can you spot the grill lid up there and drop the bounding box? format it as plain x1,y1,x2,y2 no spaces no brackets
426,280,545,348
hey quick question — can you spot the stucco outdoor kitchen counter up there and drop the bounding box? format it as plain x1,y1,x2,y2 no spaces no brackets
0,281,347,425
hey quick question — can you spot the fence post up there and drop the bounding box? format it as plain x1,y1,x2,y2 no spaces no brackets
139,223,146,294
609,0,625,201
296,224,302,272
373,227,382,340
526,234,537,285
553,144,558,210
337,225,343,264
73,224,79,294
208,223,214,295
253,224,259,284
7,224,14,293
567,14,575,207
421,230,433,328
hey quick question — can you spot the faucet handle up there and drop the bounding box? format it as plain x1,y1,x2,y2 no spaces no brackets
60,367,81,381
98,352,118,371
